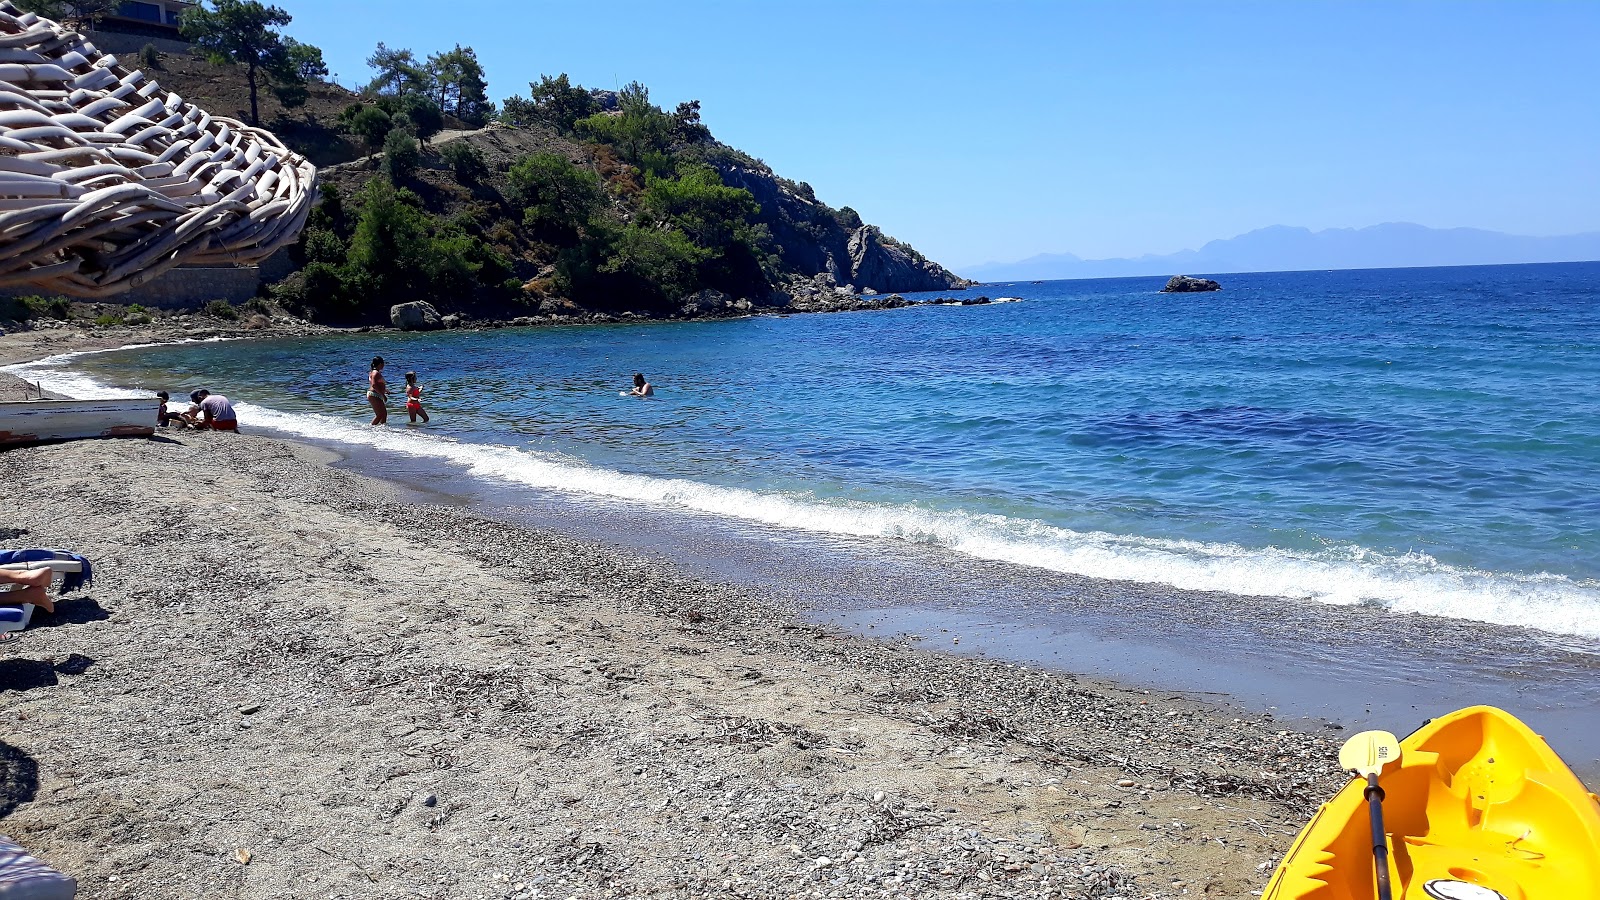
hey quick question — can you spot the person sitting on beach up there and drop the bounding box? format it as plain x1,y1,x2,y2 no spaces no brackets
403,371,430,425
184,389,239,431
368,356,389,426
627,373,654,398
156,391,181,427
0,567,54,615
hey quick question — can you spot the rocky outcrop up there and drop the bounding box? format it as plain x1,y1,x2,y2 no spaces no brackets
390,301,443,330
677,289,754,318
847,226,970,294
1160,275,1221,293
708,153,970,295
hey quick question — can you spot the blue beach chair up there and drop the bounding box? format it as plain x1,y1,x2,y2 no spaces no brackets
0,550,93,639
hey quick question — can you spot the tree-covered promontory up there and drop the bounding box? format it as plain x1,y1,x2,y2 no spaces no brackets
102,1,969,324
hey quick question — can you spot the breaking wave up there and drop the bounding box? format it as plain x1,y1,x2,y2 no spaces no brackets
10,347,1600,643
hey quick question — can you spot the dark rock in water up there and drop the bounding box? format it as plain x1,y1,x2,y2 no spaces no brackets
1161,275,1221,293
390,300,444,330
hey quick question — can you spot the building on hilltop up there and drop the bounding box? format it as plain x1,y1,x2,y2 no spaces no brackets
83,0,194,39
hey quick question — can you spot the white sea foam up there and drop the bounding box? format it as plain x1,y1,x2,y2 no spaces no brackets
2,337,237,398
11,348,1600,643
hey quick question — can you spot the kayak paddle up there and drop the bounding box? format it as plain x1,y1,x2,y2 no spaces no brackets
1340,730,1402,900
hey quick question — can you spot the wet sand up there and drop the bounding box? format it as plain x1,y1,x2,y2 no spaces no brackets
335,435,1600,782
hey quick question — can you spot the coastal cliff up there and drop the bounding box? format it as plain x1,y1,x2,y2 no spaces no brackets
713,158,969,295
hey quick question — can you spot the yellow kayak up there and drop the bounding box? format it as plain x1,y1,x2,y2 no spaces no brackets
1265,706,1600,900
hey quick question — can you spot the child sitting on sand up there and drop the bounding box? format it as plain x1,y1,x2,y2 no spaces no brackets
156,391,180,427
404,372,429,425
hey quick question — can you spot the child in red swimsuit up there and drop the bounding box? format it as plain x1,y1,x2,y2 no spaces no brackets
404,371,430,425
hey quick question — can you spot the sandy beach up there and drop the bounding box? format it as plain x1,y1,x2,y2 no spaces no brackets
0,327,1348,899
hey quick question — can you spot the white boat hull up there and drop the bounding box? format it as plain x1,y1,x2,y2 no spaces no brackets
0,399,155,446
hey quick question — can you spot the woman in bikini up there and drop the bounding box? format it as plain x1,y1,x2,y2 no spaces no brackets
367,356,389,426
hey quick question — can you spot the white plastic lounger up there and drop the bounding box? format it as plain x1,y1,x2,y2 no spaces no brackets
0,835,75,899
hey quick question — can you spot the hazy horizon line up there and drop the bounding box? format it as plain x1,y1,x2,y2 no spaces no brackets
960,221,1600,271
967,257,1600,285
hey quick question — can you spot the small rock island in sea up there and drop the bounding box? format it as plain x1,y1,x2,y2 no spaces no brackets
1161,275,1222,292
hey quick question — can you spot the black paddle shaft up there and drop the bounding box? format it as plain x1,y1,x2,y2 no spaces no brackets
1364,774,1393,900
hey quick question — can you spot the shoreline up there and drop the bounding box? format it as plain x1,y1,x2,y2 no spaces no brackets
0,280,995,374
0,341,1347,898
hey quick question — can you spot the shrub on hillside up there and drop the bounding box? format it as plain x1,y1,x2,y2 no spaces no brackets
204,299,239,320
383,128,420,182
497,94,537,127
506,153,603,242
596,225,710,302
441,140,487,184
337,178,514,319
341,105,393,157
525,73,597,133
575,82,675,175
0,296,33,322
139,43,160,68
302,227,345,265
6,295,73,320
240,297,273,317
394,93,443,140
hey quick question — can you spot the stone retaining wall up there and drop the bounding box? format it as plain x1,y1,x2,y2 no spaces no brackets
82,29,193,56
2,266,260,310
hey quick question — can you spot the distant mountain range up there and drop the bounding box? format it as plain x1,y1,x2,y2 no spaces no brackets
963,223,1600,282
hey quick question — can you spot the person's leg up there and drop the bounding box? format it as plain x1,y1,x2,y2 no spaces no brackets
0,568,54,614
420,406,429,424
369,394,386,426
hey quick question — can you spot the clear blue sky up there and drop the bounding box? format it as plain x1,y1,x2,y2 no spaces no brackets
285,1,1599,269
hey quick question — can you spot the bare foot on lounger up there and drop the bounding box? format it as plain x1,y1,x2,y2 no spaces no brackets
0,568,54,614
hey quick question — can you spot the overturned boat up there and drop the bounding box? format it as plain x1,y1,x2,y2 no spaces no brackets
0,398,153,446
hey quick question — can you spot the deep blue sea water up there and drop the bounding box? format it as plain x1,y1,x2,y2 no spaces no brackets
20,262,1600,642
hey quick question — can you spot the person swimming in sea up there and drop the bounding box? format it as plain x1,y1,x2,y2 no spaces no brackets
626,373,654,398
367,356,388,426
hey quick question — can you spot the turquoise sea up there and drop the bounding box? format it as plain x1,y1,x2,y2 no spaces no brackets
22,262,1600,645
